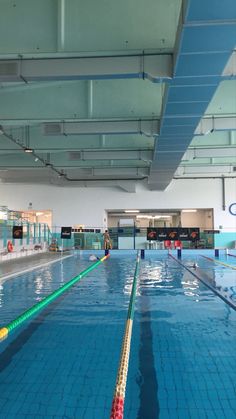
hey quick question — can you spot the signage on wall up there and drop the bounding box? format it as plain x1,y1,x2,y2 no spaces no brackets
61,227,72,239
147,228,158,241
229,203,236,216
166,228,179,240
13,226,23,239
188,228,200,242
147,227,200,241
178,228,190,240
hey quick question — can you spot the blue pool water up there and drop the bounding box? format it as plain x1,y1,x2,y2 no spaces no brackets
0,251,236,418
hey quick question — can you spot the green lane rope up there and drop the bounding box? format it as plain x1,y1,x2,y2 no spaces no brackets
0,254,109,341
127,255,140,321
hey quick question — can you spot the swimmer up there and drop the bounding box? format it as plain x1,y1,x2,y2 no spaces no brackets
192,262,198,269
89,255,100,261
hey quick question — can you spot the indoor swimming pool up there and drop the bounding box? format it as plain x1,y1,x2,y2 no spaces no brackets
0,250,236,418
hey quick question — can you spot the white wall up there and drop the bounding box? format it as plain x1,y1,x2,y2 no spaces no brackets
181,210,213,230
0,178,235,231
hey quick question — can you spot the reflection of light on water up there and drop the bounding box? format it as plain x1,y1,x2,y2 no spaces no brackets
123,276,134,295
181,274,199,301
0,284,3,307
35,276,43,301
140,265,174,290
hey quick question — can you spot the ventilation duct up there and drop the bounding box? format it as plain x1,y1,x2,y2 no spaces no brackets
68,151,82,161
43,123,63,135
0,61,20,80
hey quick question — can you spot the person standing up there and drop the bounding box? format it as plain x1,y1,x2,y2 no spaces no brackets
103,230,112,250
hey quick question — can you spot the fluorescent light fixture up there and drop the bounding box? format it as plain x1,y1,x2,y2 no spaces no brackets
182,209,197,213
137,215,152,219
124,210,140,213
0,210,7,220
24,148,33,153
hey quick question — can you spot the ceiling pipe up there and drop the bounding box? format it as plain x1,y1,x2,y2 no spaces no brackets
63,175,148,182
0,127,63,178
222,176,226,211
174,176,235,179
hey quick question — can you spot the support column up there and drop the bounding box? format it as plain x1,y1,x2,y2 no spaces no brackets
57,0,65,51
26,222,30,245
88,80,93,118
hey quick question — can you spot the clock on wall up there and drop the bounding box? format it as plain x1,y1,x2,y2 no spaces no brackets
229,203,236,216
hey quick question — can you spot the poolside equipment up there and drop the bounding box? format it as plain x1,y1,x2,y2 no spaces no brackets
110,253,140,419
177,248,182,259
7,240,13,252
0,254,110,341
215,249,219,257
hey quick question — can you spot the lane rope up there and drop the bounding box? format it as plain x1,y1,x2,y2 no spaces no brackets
110,253,140,419
201,255,236,270
0,254,110,341
169,253,236,311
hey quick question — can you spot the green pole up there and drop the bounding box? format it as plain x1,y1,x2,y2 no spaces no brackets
27,222,30,245
0,254,109,341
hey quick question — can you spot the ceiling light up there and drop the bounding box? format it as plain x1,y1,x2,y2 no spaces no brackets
124,210,140,213
182,209,197,213
36,212,43,216
34,157,39,162
24,148,33,153
137,215,150,219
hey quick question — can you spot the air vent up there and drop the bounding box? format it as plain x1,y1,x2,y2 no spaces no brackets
76,168,93,175
68,151,82,161
0,61,19,78
43,123,63,135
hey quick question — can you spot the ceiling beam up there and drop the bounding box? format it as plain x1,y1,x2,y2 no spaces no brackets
195,116,236,134
0,54,172,83
176,165,235,175
183,146,236,159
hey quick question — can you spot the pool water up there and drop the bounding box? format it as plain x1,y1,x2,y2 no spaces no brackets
0,251,236,418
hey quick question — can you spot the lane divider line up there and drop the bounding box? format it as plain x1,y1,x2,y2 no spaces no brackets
201,255,236,270
169,253,236,311
0,254,110,341
110,253,140,419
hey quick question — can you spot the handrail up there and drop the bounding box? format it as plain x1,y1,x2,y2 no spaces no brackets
0,254,110,341
110,253,140,419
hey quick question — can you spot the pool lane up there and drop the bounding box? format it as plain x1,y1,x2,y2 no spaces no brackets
141,255,236,419
0,252,236,418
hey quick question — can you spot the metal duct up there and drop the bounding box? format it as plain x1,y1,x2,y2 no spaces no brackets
149,0,236,190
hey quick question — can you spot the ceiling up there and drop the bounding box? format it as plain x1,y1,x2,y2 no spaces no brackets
0,0,235,191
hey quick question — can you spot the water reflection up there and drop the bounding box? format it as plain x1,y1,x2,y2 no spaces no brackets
181,271,200,301
140,263,174,290
0,284,3,307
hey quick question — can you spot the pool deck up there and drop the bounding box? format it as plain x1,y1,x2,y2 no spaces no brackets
0,251,72,281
